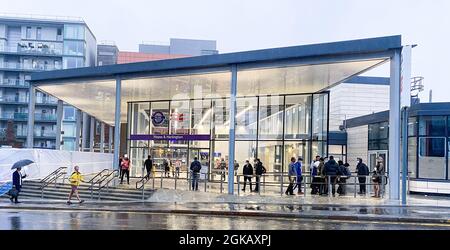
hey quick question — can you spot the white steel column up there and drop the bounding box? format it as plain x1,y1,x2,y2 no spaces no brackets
55,100,64,150
26,85,36,148
108,126,113,153
113,76,122,170
389,49,401,200
100,123,105,153
82,112,89,151
228,65,237,195
89,117,95,152
75,109,82,151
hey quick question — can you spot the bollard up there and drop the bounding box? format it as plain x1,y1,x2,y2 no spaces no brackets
160,170,163,189
237,175,240,195
204,172,207,192
304,176,307,198
263,175,266,193
152,173,155,189
328,176,332,197
175,173,177,190
220,173,223,193
280,172,284,197
354,175,357,198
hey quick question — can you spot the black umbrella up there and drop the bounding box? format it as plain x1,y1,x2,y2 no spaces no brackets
11,159,34,170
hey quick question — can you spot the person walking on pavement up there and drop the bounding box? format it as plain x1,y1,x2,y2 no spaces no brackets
253,158,266,193
190,157,202,191
11,167,27,203
285,157,297,195
220,158,227,181
324,156,339,197
120,156,131,185
234,160,239,176
293,157,304,195
356,158,370,195
67,166,85,205
242,160,253,192
144,155,153,180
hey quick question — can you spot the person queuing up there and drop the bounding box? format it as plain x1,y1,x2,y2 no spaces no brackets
337,161,351,196
373,157,385,198
285,157,297,195
318,157,326,195
120,156,131,185
293,157,304,195
67,166,85,205
190,157,202,191
310,157,320,195
241,160,253,192
253,158,266,193
356,158,370,195
163,159,170,178
324,156,339,197
175,159,181,178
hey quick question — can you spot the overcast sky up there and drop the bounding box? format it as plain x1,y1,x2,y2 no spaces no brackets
1,0,449,101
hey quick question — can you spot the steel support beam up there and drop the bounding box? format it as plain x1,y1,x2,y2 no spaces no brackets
113,76,122,170
82,113,89,151
89,117,95,152
75,109,82,151
55,100,63,150
228,65,237,195
108,126,113,153
389,49,401,200
26,86,36,148
100,123,105,153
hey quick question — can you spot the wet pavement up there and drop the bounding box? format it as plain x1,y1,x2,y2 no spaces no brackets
1,199,450,226
1,209,449,230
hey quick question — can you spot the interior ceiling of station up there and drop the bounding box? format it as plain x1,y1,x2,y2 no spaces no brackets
37,58,388,126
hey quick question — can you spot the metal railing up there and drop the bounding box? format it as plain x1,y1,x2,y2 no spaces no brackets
97,170,119,200
0,79,30,87
39,167,67,198
87,169,111,200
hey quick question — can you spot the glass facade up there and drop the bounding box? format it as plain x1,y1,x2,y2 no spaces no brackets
64,25,85,40
127,93,329,177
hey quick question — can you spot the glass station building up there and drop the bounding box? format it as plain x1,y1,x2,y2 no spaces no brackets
29,35,404,196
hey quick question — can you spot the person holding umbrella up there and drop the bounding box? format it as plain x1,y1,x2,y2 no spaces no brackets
10,159,32,204
67,166,85,205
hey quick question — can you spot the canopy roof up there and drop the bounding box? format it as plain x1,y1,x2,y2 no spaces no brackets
31,35,401,125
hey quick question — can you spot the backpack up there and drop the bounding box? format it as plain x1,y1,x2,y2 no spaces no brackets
192,161,202,172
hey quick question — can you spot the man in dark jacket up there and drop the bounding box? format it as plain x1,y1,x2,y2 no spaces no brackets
324,156,339,196
253,159,266,193
11,167,27,203
144,155,153,180
190,157,202,191
241,160,253,192
356,158,369,195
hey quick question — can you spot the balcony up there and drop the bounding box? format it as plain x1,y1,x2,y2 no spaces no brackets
0,79,30,88
0,44,63,56
0,62,62,71
34,131,57,138
36,97,58,105
34,113,57,121
0,112,28,121
0,96,28,104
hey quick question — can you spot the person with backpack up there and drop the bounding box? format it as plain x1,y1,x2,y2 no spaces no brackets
163,159,170,178
324,156,339,197
241,160,253,192
356,158,370,195
310,157,320,195
120,156,131,185
67,166,85,205
253,158,266,193
190,157,202,191
337,161,351,196
285,157,297,196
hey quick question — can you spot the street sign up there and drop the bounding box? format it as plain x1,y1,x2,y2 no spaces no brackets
400,45,412,108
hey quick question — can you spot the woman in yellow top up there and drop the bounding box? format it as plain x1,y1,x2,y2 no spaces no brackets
67,165,85,205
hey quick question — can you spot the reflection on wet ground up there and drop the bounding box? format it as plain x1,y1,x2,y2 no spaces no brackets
0,209,448,230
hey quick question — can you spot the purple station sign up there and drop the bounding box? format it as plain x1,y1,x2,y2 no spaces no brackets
129,134,211,141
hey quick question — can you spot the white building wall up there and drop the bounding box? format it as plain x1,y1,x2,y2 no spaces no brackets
329,83,390,131
346,125,369,168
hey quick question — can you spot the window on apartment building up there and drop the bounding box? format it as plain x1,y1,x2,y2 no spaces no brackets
63,106,75,121
26,27,32,39
64,25,84,40
63,41,85,56
63,57,84,69
36,27,42,40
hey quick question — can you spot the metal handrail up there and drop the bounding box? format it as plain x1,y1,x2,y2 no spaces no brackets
87,169,110,185
98,170,119,192
40,171,67,198
39,167,67,184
